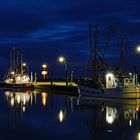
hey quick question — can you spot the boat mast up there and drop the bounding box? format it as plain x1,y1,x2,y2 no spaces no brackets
20,53,23,75
93,25,99,81
120,35,125,74
16,48,20,74
84,24,94,79
89,24,93,60
86,24,94,79
103,25,113,59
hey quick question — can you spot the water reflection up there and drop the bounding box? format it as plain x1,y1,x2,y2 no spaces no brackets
3,89,140,139
3,89,74,126
5,90,33,112
58,110,65,122
4,90,33,126
77,97,140,140
41,92,48,106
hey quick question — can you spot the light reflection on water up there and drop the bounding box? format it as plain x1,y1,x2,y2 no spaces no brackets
0,89,140,140
77,96,140,140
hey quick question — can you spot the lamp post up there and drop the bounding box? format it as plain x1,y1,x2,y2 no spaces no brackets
58,56,68,87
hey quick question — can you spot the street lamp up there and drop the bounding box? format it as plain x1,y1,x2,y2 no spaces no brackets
58,56,68,87
137,45,140,53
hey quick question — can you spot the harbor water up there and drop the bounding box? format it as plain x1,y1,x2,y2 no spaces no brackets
0,89,140,140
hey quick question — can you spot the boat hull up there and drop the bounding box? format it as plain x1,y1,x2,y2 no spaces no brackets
78,85,140,99
0,82,34,89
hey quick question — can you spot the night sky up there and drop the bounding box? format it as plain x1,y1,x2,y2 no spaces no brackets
0,0,140,80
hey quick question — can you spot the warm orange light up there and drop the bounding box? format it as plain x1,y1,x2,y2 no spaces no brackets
58,56,65,63
41,71,47,75
41,92,47,106
135,87,140,92
42,64,47,68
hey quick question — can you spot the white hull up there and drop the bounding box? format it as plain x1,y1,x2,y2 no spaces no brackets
78,85,140,99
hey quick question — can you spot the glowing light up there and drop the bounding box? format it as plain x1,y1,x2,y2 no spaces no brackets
106,116,113,124
22,63,26,67
41,92,47,106
136,87,140,92
129,119,132,126
10,97,14,106
136,106,139,111
58,56,65,63
17,94,20,104
41,71,47,75
137,132,140,140
129,72,132,76
106,73,114,78
106,72,115,88
23,95,26,105
17,76,21,81
42,64,47,68
23,106,26,112
137,45,140,53
4,91,10,97
41,64,47,79
59,110,64,122
10,71,15,75
106,106,115,124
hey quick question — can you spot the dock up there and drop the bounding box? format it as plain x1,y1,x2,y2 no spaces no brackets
33,81,78,96
0,81,79,96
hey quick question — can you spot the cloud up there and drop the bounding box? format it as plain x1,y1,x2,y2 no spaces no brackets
0,0,140,78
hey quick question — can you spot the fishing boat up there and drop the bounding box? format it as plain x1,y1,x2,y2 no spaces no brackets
78,25,140,99
78,72,140,99
3,48,33,89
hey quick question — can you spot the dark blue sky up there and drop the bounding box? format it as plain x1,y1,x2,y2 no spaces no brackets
0,0,140,79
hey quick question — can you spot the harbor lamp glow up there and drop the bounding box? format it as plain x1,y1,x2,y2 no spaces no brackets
58,56,68,87
59,57,65,63
137,45,140,53
41,63,48,79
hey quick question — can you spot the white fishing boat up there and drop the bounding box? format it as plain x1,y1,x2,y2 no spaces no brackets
3,48,33,88
78,25,140,99
78,72,140,99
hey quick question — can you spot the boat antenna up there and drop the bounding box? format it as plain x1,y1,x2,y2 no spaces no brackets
86,24,93,78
